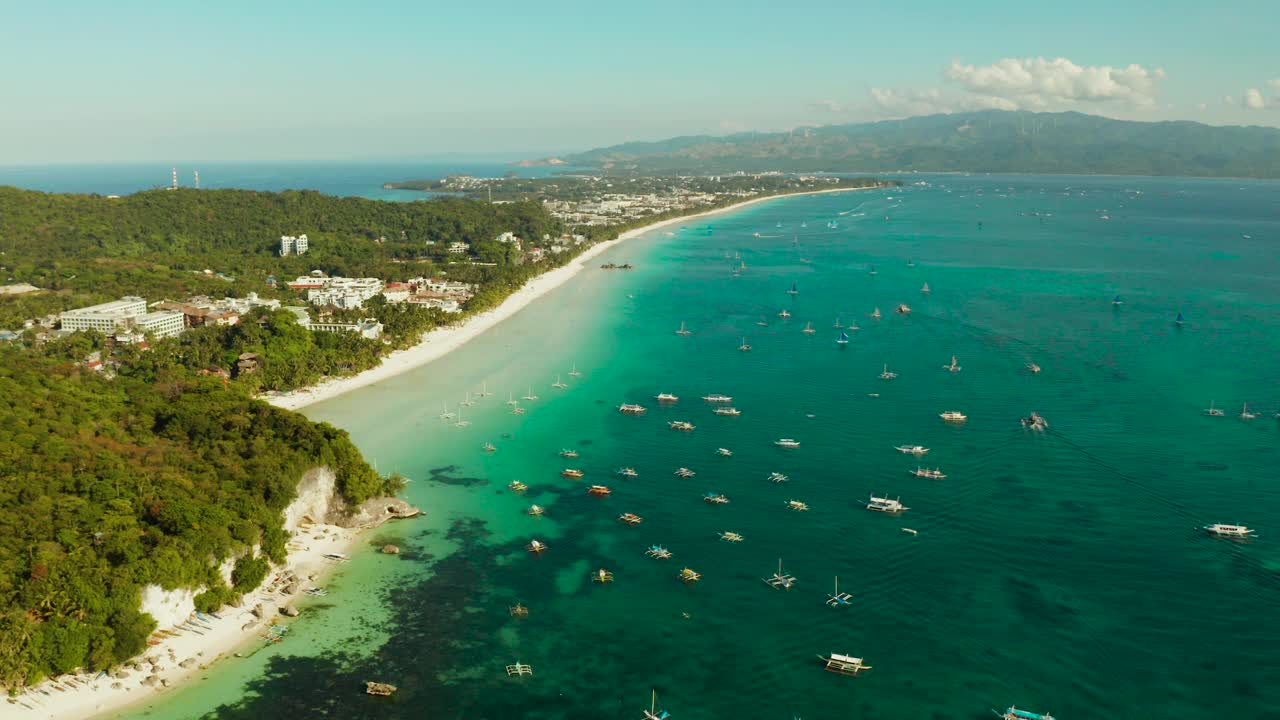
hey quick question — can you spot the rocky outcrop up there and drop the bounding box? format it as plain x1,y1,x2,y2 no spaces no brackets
334,496,421,529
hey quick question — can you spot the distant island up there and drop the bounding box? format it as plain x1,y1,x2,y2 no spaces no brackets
553,110,1280,179
510,157,567,167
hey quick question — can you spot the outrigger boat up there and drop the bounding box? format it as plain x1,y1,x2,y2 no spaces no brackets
826,576,853,606
460,391,475,407
940,410,967,422
994,706,1054,720
768,472,789,483
716,447,733,457
713,407,741,416
668,420,695,431
719,531,744,543
526,540,547,554
617,467,639,478
509,601,529,617
674,467,696,478
1204,523,1256,538
679,567,702,583
778,309,791,318
505,392,518,406
802,321,816,335
1240,403,1258,420
786,499,809,512
592,568,615,583
552,375,568,389
506,661,533,677
559,449,579,458
1026,362,1042,374
911,467,946,479
656,392,679,403
619,403,647,414
867,494,909,513
764,558,796,588
641,689,671,720
944,355,961,372
1203,400,1224,416
775,438,801,448
675,321,692,336
703,493,730,505
1021,412,1049,430
511,404,526,415
619,513,643,526
896,303,912,314
561,468,585,479
522,387,539,402
702,393,733,402
738,337,752,352
819,653,871,675
526,505,545,516
895,445,929,455
587,485,612,496
508,480,528,492
879,364,898,380
645,545,672,559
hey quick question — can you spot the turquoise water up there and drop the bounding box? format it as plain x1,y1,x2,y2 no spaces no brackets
123,176,1280,719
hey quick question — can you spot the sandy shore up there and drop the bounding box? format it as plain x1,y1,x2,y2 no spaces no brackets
265,185,878,412
6,522,361,720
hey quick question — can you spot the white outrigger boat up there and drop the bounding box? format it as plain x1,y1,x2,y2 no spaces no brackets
786,499,809,512
994,706,1054,720
767,471,789,483
656,392,678,403
1021,412,1049,431
764,558,796,589
719,531,744,543
738,337,752,352
1203,523,1255,538
1203,400,1224,416
675,321,692,336
668,420,695,431
895,445,929,455
712,406,741,416
879,364,897,380
1240,403,1258,420
910,467,946,479
819,652,870,675
940,410,967,423
619,403,647,415
526,505,545,516
867,494,909,513
702,393,733,403
774,438,800,448
715,447,733,457
551,375,567,389
645,545,672,559
617,467,638,478
944,355,961,372
825,575,852,606
674,467,696,478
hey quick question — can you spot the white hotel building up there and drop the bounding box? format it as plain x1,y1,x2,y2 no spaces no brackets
59,296,185,339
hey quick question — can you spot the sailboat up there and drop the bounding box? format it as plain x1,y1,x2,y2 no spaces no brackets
552,375,567,389
848,320,860,331
523,386,539,401
454,406,470,428
764,558,796,588
1240,403,1258,420
802,322,816,335
568,363,582,377
506,392,518,406
1112,295,1124,306
738,337,752,352
826,576,852,607
907,258,916,268
833,317,844,329
776,221,783,229
1174,311,1186,326
836,331,850,347
801,221,807,228
920,282,930,294
944,355,961,372
870,307,882,320
439,401,455,421
787,281,799,295
460,391,475,407
868,264,877,276
641,689,670,720
1203,400,1224,417
479,381,493,397
675,321,692,336
879,364,897,380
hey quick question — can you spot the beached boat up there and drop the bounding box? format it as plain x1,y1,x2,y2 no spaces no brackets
719,531,744,543
619,512,643,526
668,420,695,431
867,494,909,513
738,337,752,352
656,392,679,403
895,445,929,455
826,576,853,606
702,393,733,402
716,447,733,457
559,449,579,458
944,355,961,372
768,471,789,483
507,480,528,492
526,540,547,554
1203,400,1224,416
619,403,647,415
674,467,696,478
995,706,1054,720
1203,523,1256,538
879,364,897,380
1021,412,1049,430
617,467,639,478
646,545,672,559
818,653,870,675
836,331,850,346
587,485,612,496
940,411,967,422
786,499,809,512
713,407,741,416
679,567,702,583
895,303,912,314
787,281,799,295
527,505,545,516
910,467,946,479
561,468,584,479
703,493,730,505
774,438,800,448
641,689,671,720
764,558,796,589
675,321,692,336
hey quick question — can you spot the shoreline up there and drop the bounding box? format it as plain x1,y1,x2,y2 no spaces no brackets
265,185,880,412
8,520,365,720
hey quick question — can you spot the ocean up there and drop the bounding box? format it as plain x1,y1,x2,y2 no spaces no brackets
114,174,1280,719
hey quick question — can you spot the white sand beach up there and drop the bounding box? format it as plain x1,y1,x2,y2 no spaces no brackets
266,186,877,412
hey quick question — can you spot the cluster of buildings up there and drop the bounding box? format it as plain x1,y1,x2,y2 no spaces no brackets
286,274,474,313
279,234,309,256
543,190,724,226
58,297,186,342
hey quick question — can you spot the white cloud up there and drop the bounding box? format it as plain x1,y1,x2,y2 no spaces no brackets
944,57,1164,107
1244,87,1266,109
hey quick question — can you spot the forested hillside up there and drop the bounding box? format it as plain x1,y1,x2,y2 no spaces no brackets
0,350,395,686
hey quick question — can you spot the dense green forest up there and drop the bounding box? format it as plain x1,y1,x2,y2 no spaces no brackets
0,187,559,328
563,110,1280,178
0,349,397,686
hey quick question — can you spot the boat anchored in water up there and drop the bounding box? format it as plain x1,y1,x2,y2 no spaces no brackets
483,442,497,453
1204,523,1256,538
944,355,961,372
1021,412,1049,430
738,337,752,352
1240,403,1258,420
920,282,931,294
896,303,912,314
879,364,897,380
617,467,638,478
619,513,643,526
802,321,816,335
568,363,582,377
703,493,730,505
719,531,744,543
559,449,579,458
870,307,882,319
836,331,850,346
895,445,929,456
646,545,672,559
774,438,800,448
996,706,1054,720
676,321,692,336
587,485,612,496
716,447,733,457
674,467,696,478
562,468,585,479
786,499,809,512
702,393,733,403
868,494,909,513
1026,362,1042,374
713,406,741,416
778,309,791,318
552,375,568,389
526,505,545,516
641,689,671,720
526,539,547,554
787,281,799,295
656,392,679,403
592,568,614,583
826,576,853,606
764,558,796,588
910,467,945,479
619,403,647,415
679,567,702,583
819,653,871,675
508,480,528,492
1203,400,1224,416
669,420,695,431
940,411,967,423
767,471,789,483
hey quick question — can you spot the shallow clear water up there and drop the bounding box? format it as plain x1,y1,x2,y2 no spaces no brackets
121,175,1280,720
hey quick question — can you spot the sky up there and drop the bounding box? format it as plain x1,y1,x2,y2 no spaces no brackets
2,0,1278,163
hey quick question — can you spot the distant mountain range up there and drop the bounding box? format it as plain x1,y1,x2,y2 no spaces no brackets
560,111,1280,178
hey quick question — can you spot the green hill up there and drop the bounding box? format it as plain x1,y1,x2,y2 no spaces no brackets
564,110,1280,178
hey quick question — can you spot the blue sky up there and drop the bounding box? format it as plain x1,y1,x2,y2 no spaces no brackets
2,0,1277,163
